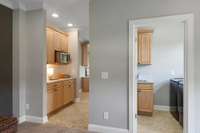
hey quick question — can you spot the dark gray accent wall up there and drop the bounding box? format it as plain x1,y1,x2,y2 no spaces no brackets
0,4,13,116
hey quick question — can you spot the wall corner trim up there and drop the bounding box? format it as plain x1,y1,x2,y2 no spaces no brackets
88,124,129,133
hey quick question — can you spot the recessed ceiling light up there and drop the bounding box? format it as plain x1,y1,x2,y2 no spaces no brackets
67,23,73,27
52,13,59,18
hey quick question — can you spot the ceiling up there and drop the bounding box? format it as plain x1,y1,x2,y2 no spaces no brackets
44,0,89,41
4,0,89,41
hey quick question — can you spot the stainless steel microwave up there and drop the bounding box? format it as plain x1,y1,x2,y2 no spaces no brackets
55,51,71,64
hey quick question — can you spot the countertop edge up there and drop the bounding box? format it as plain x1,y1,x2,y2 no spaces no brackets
47,78,75,84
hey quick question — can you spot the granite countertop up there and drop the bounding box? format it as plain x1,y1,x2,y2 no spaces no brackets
82,76,90,78
47,78,74,84
137,80,154,84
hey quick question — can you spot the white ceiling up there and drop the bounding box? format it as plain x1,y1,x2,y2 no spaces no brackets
2,0,89,41
44,0,89,41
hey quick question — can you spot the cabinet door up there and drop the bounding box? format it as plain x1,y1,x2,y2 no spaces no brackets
46,28,55,64
63,85,71,104
82,78,89,92
138,32,152,64
69,80,75,101
82,44,89,66
55,87,64,109
138,89,153,113
61,34,68,52
54,31,62,51
47,88,56,113
63,80,75,104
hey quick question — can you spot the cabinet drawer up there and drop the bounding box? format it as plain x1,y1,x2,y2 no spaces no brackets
138,84,153,91
48,82,64,89
64,80,73,87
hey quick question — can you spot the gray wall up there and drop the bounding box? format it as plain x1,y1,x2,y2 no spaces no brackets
13,9,27,118
0,4,13,116
25,9,46,117
13,9,46,118
138,22,184,106
90,0,200,131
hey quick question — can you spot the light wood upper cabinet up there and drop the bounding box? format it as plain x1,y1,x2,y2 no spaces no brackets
138,29,153,65
46,28,55,64
61,34,68,52
138,83,154,116
54,31,62,51
46,27,68,64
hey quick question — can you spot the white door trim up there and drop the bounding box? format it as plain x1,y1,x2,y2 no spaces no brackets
128,14,195,133
129,22,138,133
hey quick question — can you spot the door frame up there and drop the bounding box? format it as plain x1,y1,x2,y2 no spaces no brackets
128,14,195,133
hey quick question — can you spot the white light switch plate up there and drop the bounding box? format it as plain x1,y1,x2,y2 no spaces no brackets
101,72,109,79
103,112,109,120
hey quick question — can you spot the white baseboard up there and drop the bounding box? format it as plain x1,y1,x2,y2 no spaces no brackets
88,124,129,133
75,97,81,103
18,115,48,124
154,105,176,112
42,116,48,123
18,116,26,124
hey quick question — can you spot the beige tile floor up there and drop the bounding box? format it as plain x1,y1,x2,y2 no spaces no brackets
138,111,183,133
48,92,183,133
48,92,89,129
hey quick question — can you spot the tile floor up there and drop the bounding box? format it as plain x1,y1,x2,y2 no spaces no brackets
138,111,183,133
20,93,183,133
48,92,89,129
48,92,183,133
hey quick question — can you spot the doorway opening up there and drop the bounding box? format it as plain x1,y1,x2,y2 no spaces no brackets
46,28,90,130
129,14,195,133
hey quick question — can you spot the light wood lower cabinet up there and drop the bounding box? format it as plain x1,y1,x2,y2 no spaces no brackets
81,44,89,66
47,88,55,113
82,78,89,92
64,80,75,104
138,83,154,116
47,79,75,114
